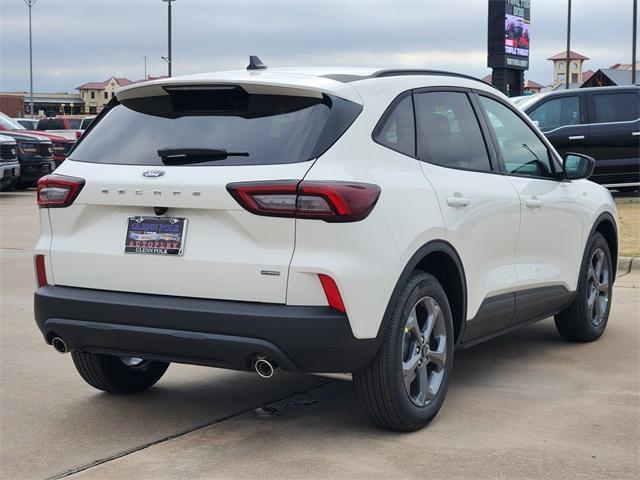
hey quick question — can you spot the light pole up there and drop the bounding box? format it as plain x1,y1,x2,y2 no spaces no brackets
633,0,637,84
565,0,572,89
24,0,38,118
144,55,147,80
162,0,176,77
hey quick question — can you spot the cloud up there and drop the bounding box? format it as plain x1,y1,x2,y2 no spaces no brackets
0,0,637,93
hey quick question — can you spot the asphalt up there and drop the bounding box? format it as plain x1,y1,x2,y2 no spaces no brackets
1,191,638,480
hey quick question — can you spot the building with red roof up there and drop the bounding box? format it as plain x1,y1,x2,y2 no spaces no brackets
547,50,590,85
76,76,134,114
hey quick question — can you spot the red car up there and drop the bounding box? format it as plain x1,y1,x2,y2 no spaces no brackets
0,112,75,165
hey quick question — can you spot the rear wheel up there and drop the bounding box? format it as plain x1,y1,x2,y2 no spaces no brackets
555,232,613,342
353,271,454,431
71,351,169,393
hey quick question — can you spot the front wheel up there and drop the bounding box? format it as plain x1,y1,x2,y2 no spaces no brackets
555,232,613,342
71,351,169,393
353,271,454,431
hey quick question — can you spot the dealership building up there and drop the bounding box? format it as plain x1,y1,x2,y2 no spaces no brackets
0,92,83,118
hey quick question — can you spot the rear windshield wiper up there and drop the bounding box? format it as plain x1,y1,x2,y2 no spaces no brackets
157,148,249,165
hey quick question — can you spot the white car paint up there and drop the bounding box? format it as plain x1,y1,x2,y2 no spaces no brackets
35,67,618,341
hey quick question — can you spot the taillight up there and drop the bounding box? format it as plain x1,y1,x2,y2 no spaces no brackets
318,274,346,313
35,255,48,287
36,174,85,208
226,181,381,222
76,131,82,139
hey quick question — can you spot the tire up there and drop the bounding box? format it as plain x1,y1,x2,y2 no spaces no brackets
71,351,169,394
353,271,455,431
555,232,613,342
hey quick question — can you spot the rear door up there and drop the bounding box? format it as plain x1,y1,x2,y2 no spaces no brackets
47,84,360,304
586,89,640,186
526,93,590,157
413,88,521,340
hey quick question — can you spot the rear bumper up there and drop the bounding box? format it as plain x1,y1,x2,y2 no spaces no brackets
34,286,380,373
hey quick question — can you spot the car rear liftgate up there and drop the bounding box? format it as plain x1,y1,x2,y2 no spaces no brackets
44,83,362,304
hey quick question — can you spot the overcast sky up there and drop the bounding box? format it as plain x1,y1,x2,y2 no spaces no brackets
0,0,637,93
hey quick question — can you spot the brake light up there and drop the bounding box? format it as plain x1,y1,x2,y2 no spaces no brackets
36,175,85,208
35,255,47,287
226,181,381,222
318,274,346,313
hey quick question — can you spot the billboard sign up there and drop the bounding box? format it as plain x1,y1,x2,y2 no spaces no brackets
488,0,531,70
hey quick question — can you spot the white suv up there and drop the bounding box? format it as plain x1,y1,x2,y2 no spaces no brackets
33,63,618,431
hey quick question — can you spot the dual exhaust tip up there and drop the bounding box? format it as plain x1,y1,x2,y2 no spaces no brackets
254,357,278,379
51,337,68,354
51,338,278,379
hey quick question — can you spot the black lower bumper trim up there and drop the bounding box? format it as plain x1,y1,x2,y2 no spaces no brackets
35,286,380,373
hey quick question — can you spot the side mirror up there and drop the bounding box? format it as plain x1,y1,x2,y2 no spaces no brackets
563,153,596,180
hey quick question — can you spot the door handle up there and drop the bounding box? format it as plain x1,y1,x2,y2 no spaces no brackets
526,197,542,209
447,195,470,208
632,132,640,136
568,135,585,140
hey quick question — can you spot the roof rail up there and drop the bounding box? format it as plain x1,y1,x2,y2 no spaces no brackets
371,69,494,88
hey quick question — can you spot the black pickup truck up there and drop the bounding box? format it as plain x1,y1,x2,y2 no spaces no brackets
521,85,639,191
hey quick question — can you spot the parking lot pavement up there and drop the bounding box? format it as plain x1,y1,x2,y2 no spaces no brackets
2,191,639,480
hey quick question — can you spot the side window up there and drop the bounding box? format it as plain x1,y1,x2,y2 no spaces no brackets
414,91,492,171
528,96,581,132
479,95,557,179
373,95,415,156
593,93,639,123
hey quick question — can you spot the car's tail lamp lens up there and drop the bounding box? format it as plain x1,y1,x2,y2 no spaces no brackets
318,274,346,313
37,175,85,208
35,254,48,287
227,181,381,222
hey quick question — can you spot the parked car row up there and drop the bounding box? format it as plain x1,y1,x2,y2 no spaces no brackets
515,85,640,191
0,112,79,190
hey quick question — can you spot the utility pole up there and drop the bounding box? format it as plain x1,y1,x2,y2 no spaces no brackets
565,0,572,89
633,0,637,84
24,0,38,118
162,0,176,77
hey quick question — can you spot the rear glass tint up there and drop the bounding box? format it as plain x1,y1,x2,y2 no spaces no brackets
593,93,639,123
38,119,65,130
68,119,81,129
71,87,361,166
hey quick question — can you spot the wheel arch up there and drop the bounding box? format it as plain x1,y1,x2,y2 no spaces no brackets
377,240,467,344
590,212,618,281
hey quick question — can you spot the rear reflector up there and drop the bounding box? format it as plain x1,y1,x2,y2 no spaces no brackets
227,180,380,222
35,255,47,287
318,274,346,313
37,175,85,208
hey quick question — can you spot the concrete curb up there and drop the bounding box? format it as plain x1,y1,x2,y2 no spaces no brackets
618,256,640,275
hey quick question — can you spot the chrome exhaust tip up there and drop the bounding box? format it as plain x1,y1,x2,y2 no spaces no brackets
254,358,277,378
51,337,68,354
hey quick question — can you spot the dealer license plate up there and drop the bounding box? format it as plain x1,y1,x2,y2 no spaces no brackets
124,216,187,256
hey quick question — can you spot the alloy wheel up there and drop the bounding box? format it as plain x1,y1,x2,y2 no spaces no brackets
587,248,610,327
401,296,447,407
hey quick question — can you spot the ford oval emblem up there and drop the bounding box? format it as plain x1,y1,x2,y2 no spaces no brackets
143,170,165,178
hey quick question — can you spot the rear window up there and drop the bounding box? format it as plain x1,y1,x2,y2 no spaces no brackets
38,119,65,130
68,119,81,129
80,117,94,129
71,86,361,166
528,96,581,132
593,93,639,123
